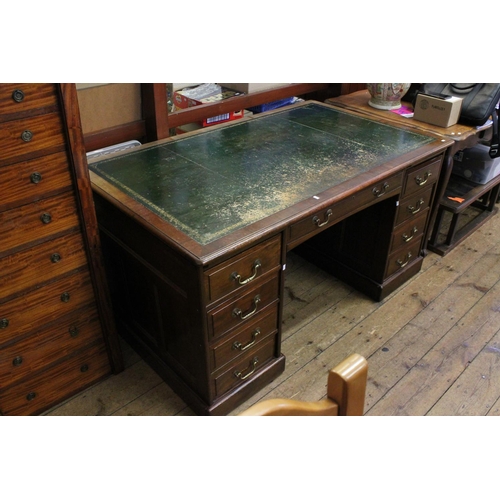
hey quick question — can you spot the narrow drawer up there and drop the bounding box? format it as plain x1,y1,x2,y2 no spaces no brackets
0,152,73,212
288,172,403,247
0,340,111,416
0,232,88,301
402,157,441,198
395,187,434,226
0,84,58,121
0,112,65,165
205,235,281,304
385,238,423,278
211,305,279,372
0,308,103,387
213,335,277,398
0,191,80,257
207,274,280,339
0,270,97,343
389,209,429,254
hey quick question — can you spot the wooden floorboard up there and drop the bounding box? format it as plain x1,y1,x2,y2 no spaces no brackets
46,206,500,417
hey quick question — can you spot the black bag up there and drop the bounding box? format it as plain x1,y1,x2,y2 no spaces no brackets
419,83,500,159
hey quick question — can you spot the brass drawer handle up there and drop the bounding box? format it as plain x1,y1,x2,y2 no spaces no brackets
407,198,424,215
12,89,25,102
373,182,389,198
233,328,260,351
415,171,432,186
12,356,23,367
234,357,259,381
26,392,37,401
232,295,261,321
61,292,71,302
232,259,261,286
21,130,33,142
30,172,42,184
402,226,418,243
69,326,79,337
313,209,333,227
0,318,9,329
397,252,412,268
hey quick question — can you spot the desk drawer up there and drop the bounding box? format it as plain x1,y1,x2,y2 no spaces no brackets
0,271,97,342
205,235,281,303
0,152,73,212
395,187,434,226
0,191,80,256
0,340,110,416
0,84,58,121
402,157,441,198
213,335,277,398
288,172,403,247
0,112,65,164
0,232,88,301
211,305,278,371
207,274,280,339
389,209,428,254
0,308,102,387
385,238,422,278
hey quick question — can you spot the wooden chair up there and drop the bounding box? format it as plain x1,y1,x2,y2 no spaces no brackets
239,353,368,416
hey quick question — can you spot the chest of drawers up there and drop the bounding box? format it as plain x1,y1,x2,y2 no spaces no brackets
0,84,121,415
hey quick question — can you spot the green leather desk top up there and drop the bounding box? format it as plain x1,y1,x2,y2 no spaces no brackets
89,103,436,245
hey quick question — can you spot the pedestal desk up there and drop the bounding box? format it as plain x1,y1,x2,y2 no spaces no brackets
89,101,452,415
327,90,495,255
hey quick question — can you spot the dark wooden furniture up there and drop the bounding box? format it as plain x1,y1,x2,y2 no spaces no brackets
89,101,451,415
0,84,122,416
429,174,500,255
238,353,368,416
327,89,495,255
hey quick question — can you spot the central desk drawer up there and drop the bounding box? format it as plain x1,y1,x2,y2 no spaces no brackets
205,235,281,304
207,274,280,339
288,172,403,247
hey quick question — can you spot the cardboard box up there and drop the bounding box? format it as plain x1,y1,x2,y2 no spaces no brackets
173,84,244,127
452,144,500,184
413,93,463,128
218,83,290,93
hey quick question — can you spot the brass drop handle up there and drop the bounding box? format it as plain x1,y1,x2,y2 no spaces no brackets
313,209,333,227
0,318,9,329
402,226,418,243
234,357,259,381
407,198,424,215
397,252,412,268
372,182,389,198
232,295,261,321
233,328,260,351
415,171,432,186
232,259,261,286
